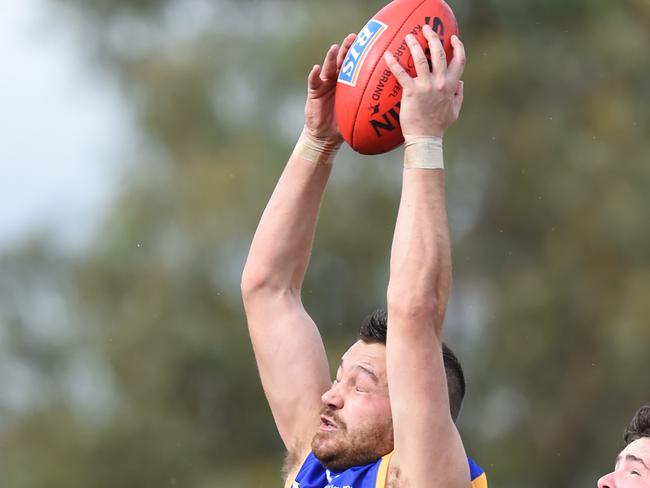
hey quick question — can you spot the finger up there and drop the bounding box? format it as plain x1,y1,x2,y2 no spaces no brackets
320,44,340,81
455,80,464,97
447,35,466,82
308,64,323,91
383,50,413,91
423,24,447,74
405,33,430,79
336,33,357,69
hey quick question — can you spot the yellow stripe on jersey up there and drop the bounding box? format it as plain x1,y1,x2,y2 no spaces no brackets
472,472,488,488
374,452,393,488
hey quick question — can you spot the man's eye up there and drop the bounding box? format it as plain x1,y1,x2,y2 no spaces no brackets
631,471,641,476
354,381,372,393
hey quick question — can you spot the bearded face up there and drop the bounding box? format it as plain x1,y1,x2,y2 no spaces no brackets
311,341,394,471
311,405,394,470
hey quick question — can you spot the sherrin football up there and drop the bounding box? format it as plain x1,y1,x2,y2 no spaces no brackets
335,0,458,155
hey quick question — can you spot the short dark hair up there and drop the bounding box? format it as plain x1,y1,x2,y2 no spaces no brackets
358,309,466,422
624,405,650,445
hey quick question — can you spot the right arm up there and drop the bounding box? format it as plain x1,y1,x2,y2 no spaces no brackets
241,34,355,455
383,28,468,487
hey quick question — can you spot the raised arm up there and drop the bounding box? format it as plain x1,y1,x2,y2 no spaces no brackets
383,26,468,487
241,34,355,456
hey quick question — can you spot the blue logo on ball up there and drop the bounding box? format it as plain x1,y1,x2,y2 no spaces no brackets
338,19,388,87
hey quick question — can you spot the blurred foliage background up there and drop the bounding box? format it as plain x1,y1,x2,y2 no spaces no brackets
2,0,650,486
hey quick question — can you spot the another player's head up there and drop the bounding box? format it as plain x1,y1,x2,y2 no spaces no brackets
311,309,466,470
598,405,650,488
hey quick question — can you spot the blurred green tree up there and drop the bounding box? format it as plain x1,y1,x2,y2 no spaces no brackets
1,0,650,486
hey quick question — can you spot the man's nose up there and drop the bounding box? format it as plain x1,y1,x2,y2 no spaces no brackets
597,471,616,488
321,382,344,409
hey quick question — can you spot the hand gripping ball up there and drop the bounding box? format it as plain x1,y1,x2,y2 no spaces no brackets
335,0,458,155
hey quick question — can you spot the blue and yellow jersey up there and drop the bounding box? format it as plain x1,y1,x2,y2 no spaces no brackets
284,451,488,488
469,457,488,488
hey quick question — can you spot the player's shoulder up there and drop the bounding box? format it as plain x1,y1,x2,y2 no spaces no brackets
385,454,488,488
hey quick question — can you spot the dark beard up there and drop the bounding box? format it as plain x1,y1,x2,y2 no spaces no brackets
312,433,386,470
311,411,393,471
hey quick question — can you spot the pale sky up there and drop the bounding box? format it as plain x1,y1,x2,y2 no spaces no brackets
0,0,133,253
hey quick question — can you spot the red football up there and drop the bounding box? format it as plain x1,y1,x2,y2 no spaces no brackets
335,0,458,155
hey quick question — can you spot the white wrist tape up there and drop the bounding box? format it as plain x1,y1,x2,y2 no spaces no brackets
293,128,341,166
403,136,444,170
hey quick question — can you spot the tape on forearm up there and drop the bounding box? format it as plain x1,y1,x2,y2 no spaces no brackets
293,128,341,166
403,136,444,170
